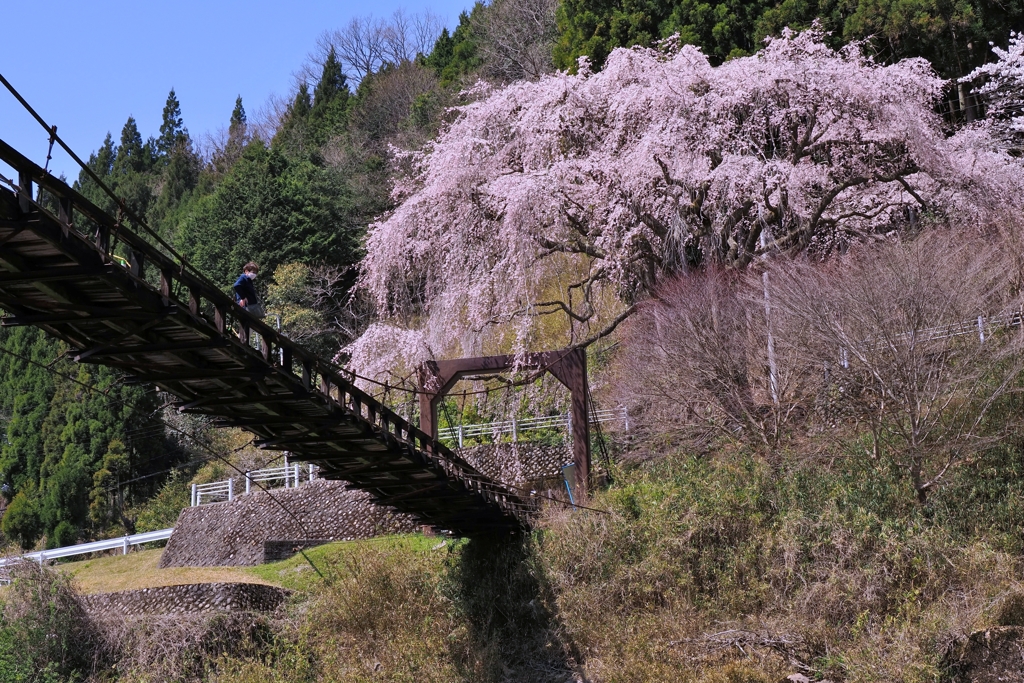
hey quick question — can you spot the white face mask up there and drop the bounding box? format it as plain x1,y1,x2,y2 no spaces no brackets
247,272,258,280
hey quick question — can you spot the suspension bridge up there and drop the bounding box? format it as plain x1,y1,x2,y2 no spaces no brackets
0,137,561,535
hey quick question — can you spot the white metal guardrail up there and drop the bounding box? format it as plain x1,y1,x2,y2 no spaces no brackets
439,406,629,447
0,527,174,567
191,459,320,506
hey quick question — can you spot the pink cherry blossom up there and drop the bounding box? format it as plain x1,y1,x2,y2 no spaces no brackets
354,28,1024,372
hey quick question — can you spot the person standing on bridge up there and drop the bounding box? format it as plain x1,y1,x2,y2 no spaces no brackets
233,262,266,318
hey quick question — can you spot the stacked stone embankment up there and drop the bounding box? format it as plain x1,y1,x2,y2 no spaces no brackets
460,442,571,487
159,479,418,567
81,582,288,616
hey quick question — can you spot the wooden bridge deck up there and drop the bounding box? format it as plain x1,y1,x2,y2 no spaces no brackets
0,138,535,534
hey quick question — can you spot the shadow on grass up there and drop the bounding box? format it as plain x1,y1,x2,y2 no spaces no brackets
446,533,581,683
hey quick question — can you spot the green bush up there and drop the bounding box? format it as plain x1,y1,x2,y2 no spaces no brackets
2,490,42,550
134,469,191,532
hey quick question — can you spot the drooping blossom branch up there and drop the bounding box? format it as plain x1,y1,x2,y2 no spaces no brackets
355,27,1021,366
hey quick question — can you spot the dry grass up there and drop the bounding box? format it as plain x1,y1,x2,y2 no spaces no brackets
58,548,279,594
7,460,1024,683
56,536,438,595
102,611,280,683
531,447,1024,683
213,536,575,683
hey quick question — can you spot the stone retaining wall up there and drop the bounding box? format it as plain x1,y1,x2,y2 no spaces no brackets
81,582,288,616
159,479,418,567
460,442,571,486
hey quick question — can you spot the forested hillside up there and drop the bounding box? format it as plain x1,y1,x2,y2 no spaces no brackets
4,4,1024,680
555,0,1024,76
5,0,1024,552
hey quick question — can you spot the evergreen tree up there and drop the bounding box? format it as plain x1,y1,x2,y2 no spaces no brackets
106,116,154,216
425,10,483,85
91,133,116,178
313,48,348,109
113,116,147,176
157,88,188,158
89,439,130,529
177,143,363,290
0,327,171,549
229,95,247,144
149,144,200,233
74,133,117,214
426,28,456,72
0,328,56,497
292,83,312,121
274,83,313,155
217,96,249,174
310,50,351,146
150,91,200,231
755,0,1024,79
553,0,1024,76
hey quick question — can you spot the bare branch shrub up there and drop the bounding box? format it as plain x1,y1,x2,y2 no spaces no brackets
97,611,278,681
769,232,1024,502
347,60,439,147
268,262,373,358
0,562,104,680
613,229,1024,503
611,269,811,450
473,0,558,82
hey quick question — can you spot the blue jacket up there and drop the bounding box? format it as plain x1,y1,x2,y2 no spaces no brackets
233,273,258,306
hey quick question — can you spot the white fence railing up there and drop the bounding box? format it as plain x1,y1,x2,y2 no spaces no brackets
439,406,629,447
191,460,320,506
0,527,174,568
839,311,1024,367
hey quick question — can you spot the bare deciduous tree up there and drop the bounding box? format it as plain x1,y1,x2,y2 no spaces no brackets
613,231,1024,502
306,10,445,84
381,9,446,67
612,270,810,449
474,0,558,82
770,234,1024,502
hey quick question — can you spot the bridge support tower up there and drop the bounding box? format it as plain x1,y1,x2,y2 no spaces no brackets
418,348,591,500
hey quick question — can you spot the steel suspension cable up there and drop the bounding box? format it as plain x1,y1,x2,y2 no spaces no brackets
0,72,226,297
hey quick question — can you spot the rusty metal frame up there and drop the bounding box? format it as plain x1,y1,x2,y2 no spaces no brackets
418,347,591,499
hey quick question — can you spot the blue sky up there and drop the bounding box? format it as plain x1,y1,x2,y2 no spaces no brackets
0,0,469,183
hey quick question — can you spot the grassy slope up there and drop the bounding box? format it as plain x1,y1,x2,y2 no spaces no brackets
62,549,269,594
59,533,444,594
39,442,1024,683
528,441,1024,683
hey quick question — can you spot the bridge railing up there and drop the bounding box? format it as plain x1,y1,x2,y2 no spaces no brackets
0,138,537,525
190,462,320,506
439,406,629,446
